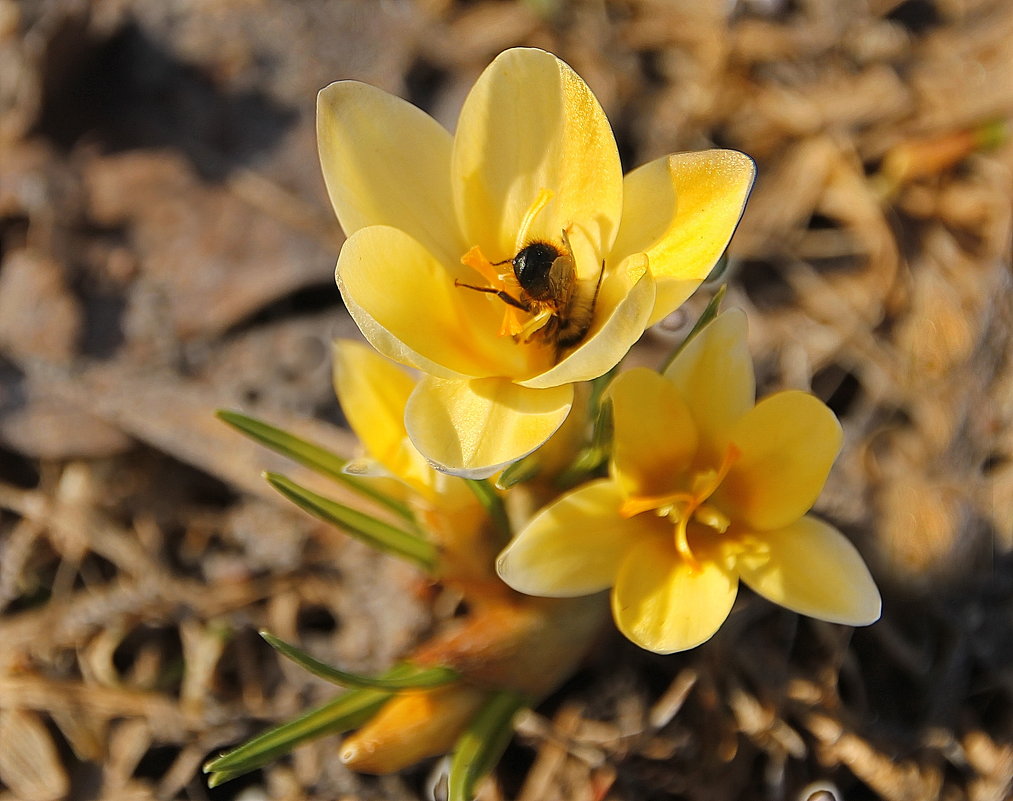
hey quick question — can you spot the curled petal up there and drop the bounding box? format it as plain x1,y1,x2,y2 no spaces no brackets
317,81,463,265
337,226,540,380
332,340,433,496
452,48,623,261
340,686,487,774
612,535,738,653
734,516,881,625
608,368,697,500
611,151,756,325
716,391,843,531
405,376,573,478
497,479,655,597
664,309,755,460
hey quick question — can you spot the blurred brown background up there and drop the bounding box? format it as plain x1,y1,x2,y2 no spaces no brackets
0,1,1010,800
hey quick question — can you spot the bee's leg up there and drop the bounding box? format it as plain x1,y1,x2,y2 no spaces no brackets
454,280,530,311
559,227,573,255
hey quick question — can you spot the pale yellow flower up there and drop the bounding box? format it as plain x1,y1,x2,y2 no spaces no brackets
496,310,881,653
333,338,452,502
332,339,492,581
318,47,754,478
330,339,610,780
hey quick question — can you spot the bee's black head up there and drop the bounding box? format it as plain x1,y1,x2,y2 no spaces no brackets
512,241,562,300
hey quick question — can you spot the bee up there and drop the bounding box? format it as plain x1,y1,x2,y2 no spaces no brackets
455,232,605,352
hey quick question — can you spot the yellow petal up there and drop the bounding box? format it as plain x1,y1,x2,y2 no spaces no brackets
317,81,464,265
663,309,754,461
452,48,623,260
332,340,433,496
337,225,539,380
733,516,881,625
716,391,843,531
612,535,738,653
519,254,654,389
405,376,573,478
611,150,755,325
608,367,698,501
496,479,655,596
340,685,487,774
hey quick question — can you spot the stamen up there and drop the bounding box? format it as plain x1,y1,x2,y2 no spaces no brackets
461,246,525,337
515,188,554,251
674,515,700,573
711,444,741,496
693,503,730,533
516,307,554,341
619,443,742,573
690,444,741,502
620,491,692,519
461,245,505,286
502,306,527,338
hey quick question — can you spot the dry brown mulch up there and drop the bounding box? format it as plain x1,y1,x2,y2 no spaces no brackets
1,1,1010,800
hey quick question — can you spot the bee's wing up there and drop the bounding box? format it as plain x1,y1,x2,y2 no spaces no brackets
547,255,575,309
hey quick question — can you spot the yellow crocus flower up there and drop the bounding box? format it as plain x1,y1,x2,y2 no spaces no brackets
318,48,754,478
496,310,881,653
333,338,451,502
333,339,496,583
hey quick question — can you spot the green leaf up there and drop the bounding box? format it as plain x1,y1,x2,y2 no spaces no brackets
465,478,511,545
704,252,730,284
974,118,1009,150
495,453,541,490
550,363,619,490
555,398,613,490
205,766,254,789
659,284,727,373
448,690,527,801
203,666,413,782
217,409,414,521
260,631,459,689
265,472,437,572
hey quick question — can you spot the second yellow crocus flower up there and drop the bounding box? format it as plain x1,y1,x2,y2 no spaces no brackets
496,310,881,653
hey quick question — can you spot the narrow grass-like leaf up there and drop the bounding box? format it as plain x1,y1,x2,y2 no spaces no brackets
265,472,437,572
551,364,619,490
206,767,254,789
448,690,527,801
217,409,414,521
465,478,511,545
261,631,458,689
203,671,407,782
588,362,620,410
496,453,541,490
704,252,730,284
555,399,613,490
659,284,727,373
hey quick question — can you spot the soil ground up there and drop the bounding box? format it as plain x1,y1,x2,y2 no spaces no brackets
0,2,1010,800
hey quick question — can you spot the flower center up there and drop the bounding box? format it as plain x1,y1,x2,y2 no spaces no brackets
457,189,573,343
456,190,605,356
459,244,556,340
619,444,741,573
